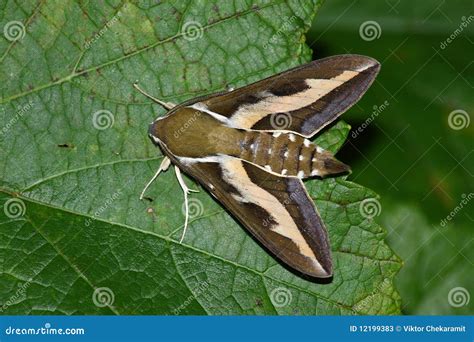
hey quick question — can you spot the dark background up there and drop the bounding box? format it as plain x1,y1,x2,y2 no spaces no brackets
308,0,473,314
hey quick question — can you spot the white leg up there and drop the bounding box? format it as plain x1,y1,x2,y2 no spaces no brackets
175,166,199,243
140,157,171,200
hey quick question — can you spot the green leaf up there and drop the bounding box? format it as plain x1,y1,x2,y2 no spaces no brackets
381,203,473,315
0,0,400,314
311,0,474,225
309,0,473,315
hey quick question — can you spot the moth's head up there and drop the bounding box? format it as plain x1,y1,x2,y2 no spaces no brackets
147,108,177,146
148,118,163,146
147,108,184,148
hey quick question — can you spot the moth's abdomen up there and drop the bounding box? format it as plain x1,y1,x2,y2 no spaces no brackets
239,131,349,178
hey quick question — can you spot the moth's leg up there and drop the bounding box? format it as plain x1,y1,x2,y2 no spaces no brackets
140,156,171,200
174,166,199,243
133,82,176,110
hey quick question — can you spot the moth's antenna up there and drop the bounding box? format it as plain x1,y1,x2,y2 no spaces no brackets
133,82,176,110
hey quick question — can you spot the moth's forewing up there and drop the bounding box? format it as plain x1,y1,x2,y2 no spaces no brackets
170,155,333,278
196,55,380,136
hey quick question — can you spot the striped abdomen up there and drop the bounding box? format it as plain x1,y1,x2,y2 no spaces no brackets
238,131,349,178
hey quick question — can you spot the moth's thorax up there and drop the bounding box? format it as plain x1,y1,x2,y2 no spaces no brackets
150,107,243,158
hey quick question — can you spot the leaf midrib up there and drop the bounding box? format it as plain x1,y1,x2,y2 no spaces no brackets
1,188,360,314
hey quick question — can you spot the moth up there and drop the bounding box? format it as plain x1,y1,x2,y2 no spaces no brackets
135,55,380,278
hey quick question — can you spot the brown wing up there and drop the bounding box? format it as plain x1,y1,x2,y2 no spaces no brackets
175,155,332,278
188,55,380,137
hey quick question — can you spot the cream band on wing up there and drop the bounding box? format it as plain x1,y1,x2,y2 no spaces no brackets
218,156,326,274
228,70,361,129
